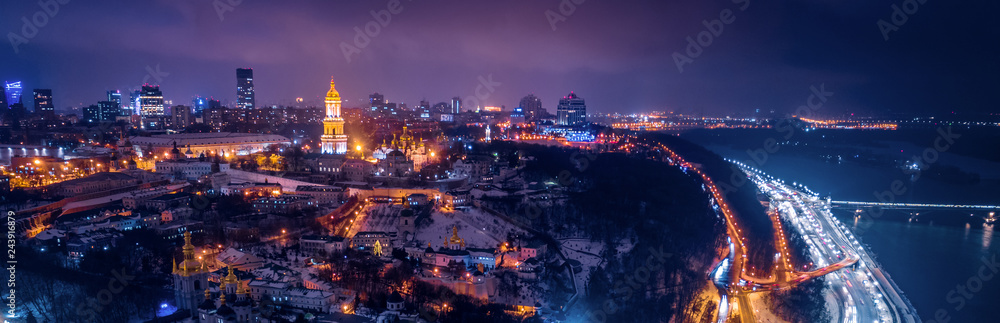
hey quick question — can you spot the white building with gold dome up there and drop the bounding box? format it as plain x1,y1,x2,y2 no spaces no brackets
321,78,348,155
172,231,211,313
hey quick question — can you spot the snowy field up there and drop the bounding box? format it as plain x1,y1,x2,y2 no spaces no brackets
558,238,605,289
416,208,528,249
347,204,529,250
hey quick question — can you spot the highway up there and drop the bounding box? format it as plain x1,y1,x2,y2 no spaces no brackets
626,134,918,322
735,160,920,323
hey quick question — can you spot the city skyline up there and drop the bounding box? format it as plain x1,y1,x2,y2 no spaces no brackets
2,1,997,116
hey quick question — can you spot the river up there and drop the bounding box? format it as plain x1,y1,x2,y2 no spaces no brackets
687,130,1000,322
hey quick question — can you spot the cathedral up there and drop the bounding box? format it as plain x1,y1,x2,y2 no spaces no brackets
172,231,210,313
172,231,261,322
321,78,348,154
371,126,432,172
194,266,260,323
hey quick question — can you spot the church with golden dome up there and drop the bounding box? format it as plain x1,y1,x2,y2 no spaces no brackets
172,231,211,314
321,78,348,155
172,231,261,322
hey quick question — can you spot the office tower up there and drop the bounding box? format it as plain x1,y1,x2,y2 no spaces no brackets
138,85,165,116
193,96,209,114
83,105,99,123
511,106,525,124
171,105,192,129
557,91,587,126
33,89,54,117
236,68,255,109
0,86,6,109
519,94,543,122
321,78,347,154
130,89,141,115
369,92,385,108
107,90,122,106
83,102,118,123
97,101,118,121
451,97,461,114
417,100,431,119
105,90,126,116
5,81,23,107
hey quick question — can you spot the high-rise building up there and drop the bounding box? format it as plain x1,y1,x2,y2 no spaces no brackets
0,86,6,109
511,106,525,125
321,78,348,154
130,89,141,115
193,96,209,114
98,101,118,121
451,97,462,114
83,105,99,124
417,100,431,119
107,90,122,106
557,91,587,126
369,92,385,108
519,94,543,122
138,85,165,116
33,89,54,117
106,90,128,116
5,81,23,107
170,105,192,129
236,68,255,109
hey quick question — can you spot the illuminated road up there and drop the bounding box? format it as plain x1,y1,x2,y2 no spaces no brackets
830,200,1000,210
627,135,909,322
733,159,920,323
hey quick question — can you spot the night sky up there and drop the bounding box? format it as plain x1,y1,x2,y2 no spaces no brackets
1,0,997,116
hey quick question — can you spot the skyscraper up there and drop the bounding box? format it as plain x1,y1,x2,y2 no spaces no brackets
369,93,385,109
321,78,348,154
97,101,118,121
32,89,54,117
0,86,6,109
236,68,255,109
193,96,209,114
519,94,543,122
107,90,123,106
138,85,165,116
557,91,586,126
130,89,141,115
511,106,525,125
5,81,23,107
451,97,462,114
171,105,192,129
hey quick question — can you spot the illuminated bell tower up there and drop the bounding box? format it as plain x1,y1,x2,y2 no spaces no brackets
321,78,348,154
172,231,209,314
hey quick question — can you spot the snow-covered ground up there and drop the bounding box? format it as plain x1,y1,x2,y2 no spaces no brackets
416,208,527,249
558,238,605,289
347,204,529,250
748,293,789,323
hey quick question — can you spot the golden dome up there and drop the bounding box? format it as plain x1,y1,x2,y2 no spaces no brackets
326,78,341,101
176,231,203,276
449,226,466,248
